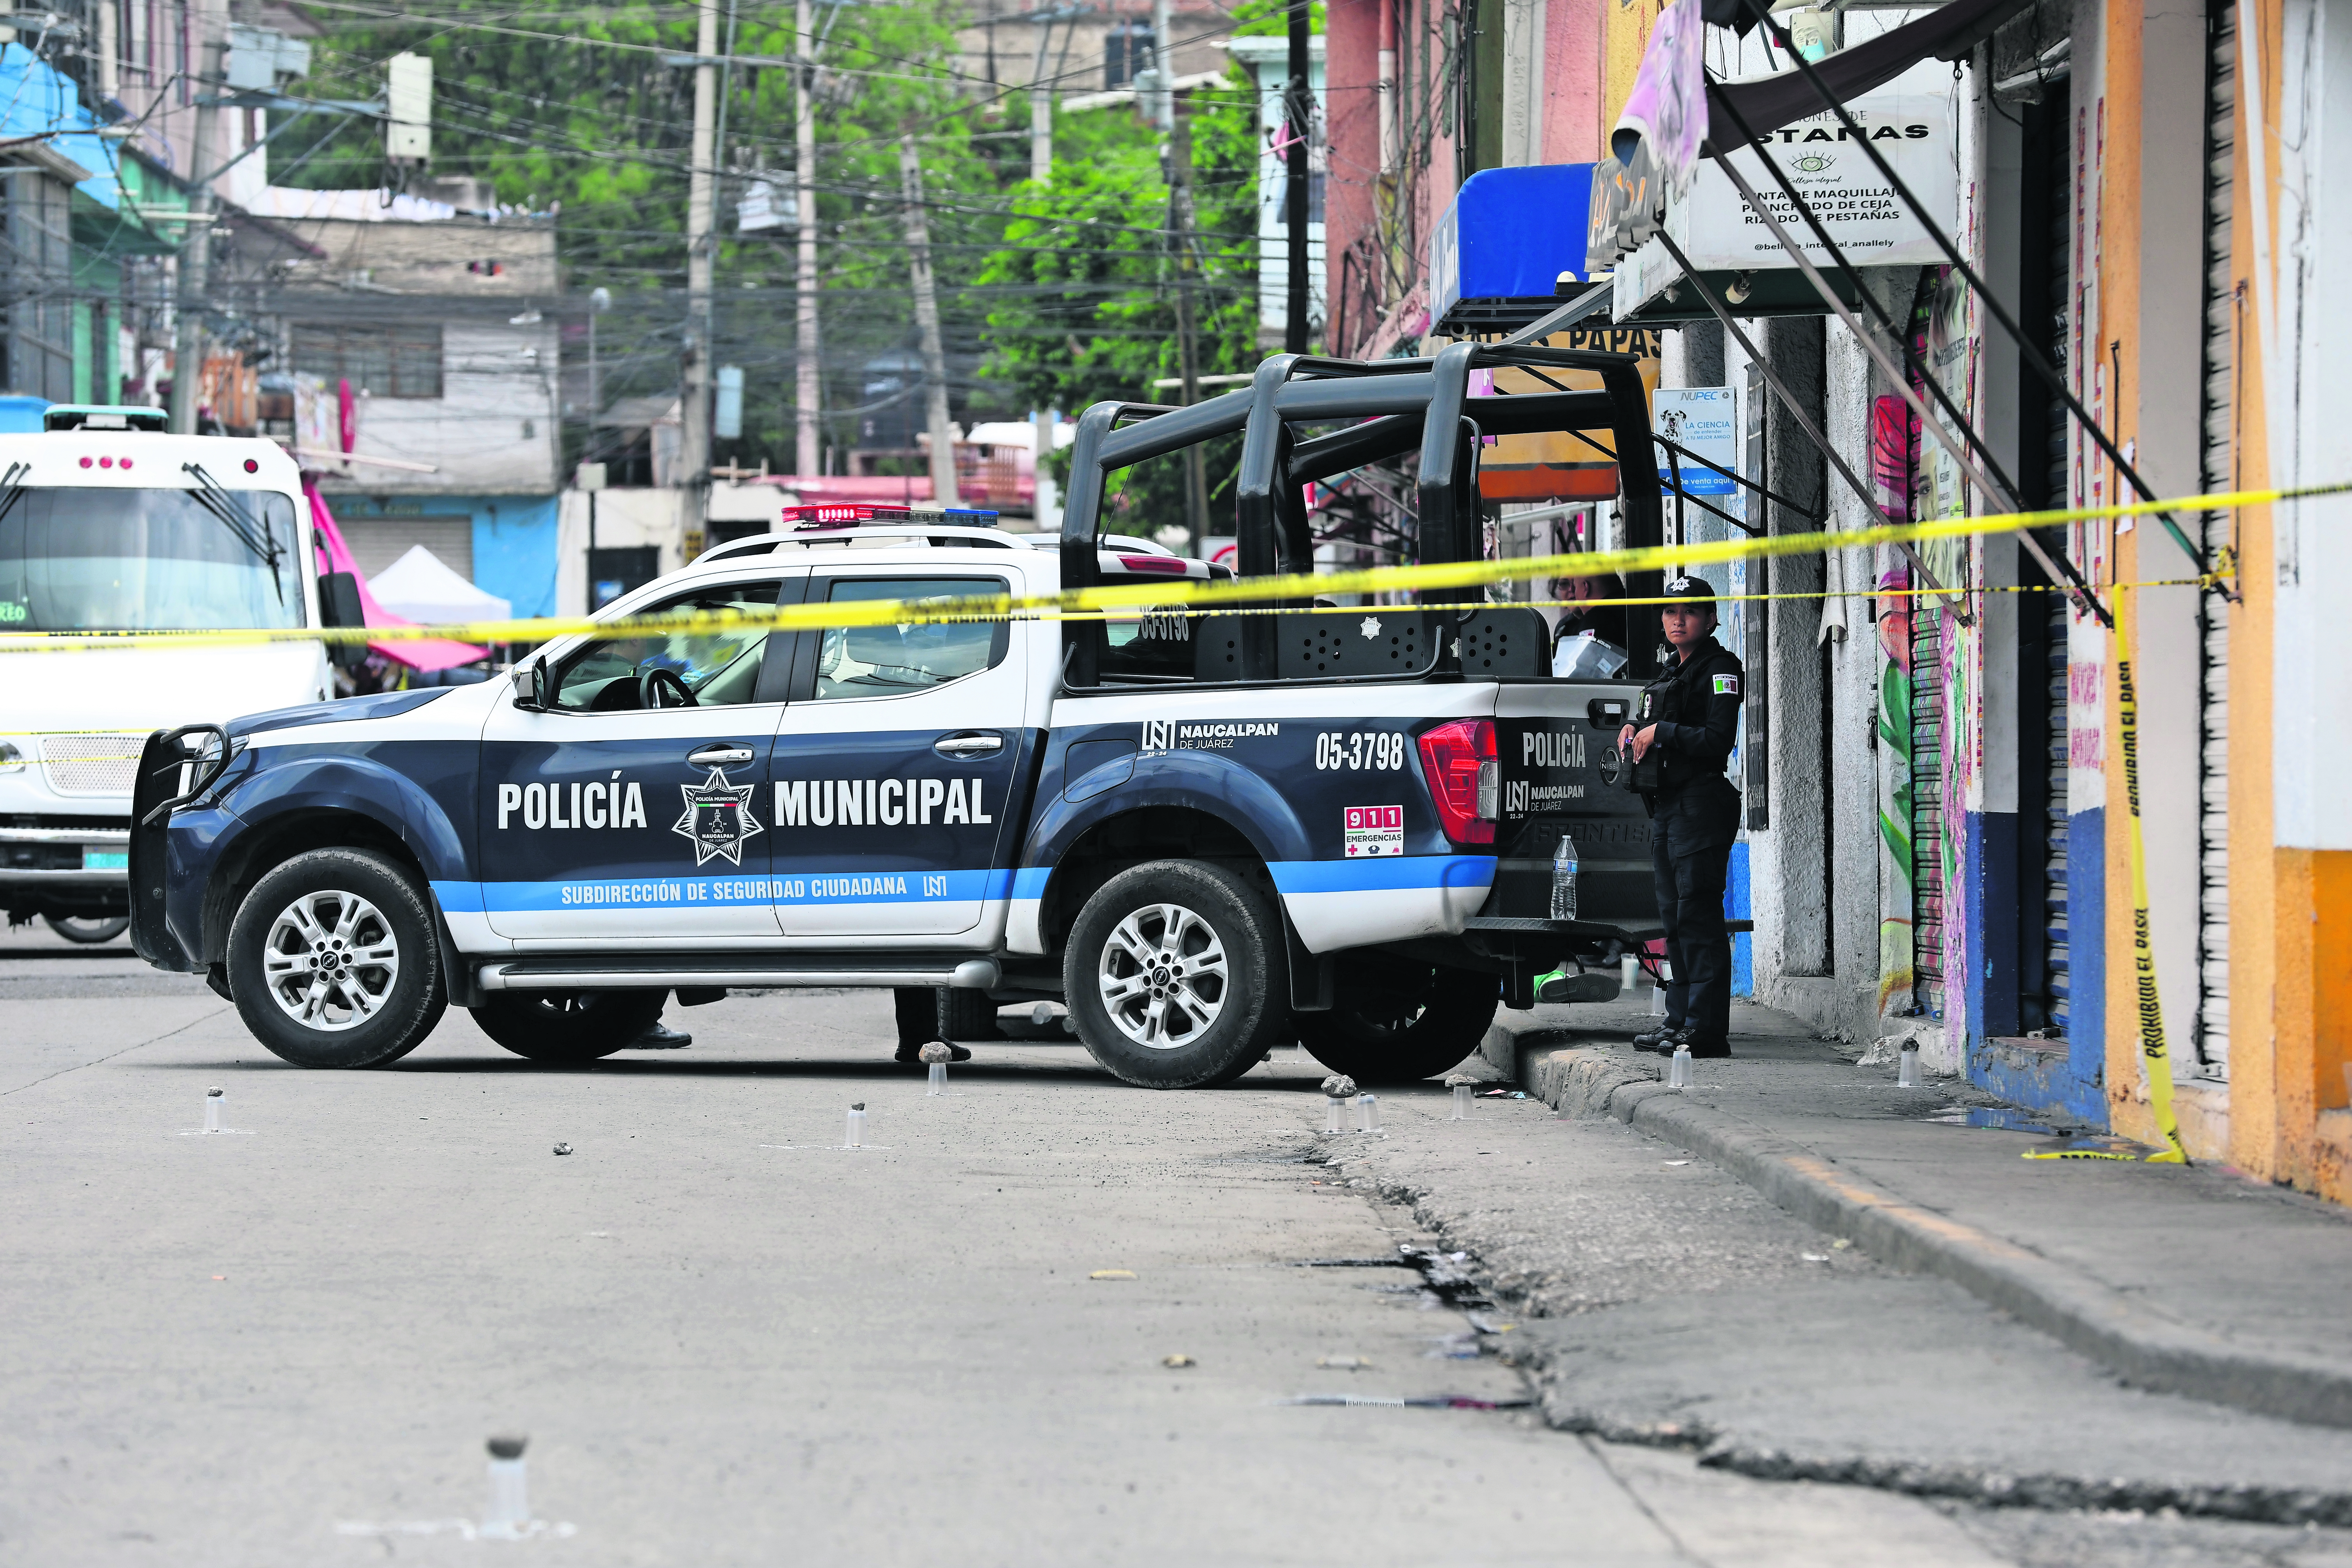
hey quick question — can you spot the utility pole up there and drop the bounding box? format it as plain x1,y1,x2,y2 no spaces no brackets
1028,9,1057,530
1027,10,1054,186
680,0,720,502
1283,0,1311,355
898,133,960,506
794,0,822,477
1169,106,1208,557
1150,0,1174,131
169,6,225,435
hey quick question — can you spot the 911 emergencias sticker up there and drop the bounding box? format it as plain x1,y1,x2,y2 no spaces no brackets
1343,805,1403,858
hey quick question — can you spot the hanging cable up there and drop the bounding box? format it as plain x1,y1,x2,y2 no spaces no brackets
1732,0,2212,591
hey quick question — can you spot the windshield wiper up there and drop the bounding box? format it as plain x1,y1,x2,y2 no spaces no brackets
181,462,285,603
0,461,30,528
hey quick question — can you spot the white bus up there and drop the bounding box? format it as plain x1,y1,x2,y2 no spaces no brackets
0,404,365,942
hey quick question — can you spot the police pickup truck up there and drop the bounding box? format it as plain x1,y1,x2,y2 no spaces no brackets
130,346,1679,1088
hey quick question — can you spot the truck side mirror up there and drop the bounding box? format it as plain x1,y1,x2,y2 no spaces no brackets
317,572,367,671
512,657,550,711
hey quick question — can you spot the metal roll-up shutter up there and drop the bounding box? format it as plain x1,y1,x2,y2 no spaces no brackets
2041,76,2073,1039
2193,0,2236,1080
1912,596,1945,1018
337,515,475,583
2044,589,2070,1035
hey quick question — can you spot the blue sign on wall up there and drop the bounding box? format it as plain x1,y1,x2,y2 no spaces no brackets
1429,163,1599,324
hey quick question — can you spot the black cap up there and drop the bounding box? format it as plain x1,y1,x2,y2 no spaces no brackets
1661,575,1716,607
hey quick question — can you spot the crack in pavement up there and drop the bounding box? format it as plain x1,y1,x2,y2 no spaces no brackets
0,1002,232,1098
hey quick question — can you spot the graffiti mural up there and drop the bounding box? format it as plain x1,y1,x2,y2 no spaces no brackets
1871,289,1920,1017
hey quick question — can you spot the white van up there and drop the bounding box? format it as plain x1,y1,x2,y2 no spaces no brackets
0,405,365,941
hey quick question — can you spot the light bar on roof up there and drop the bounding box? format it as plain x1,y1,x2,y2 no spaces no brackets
782,502,1001,530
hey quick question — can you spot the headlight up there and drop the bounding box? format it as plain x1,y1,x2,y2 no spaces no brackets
0,740,22,773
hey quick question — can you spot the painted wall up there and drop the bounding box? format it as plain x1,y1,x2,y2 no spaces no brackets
554,488,688,619
327,493,562,621
2230,0,2352,1201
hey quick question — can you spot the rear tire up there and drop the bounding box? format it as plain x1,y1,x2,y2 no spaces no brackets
226,848,446,1069
46,914,129,944
936,985,1005,1042
1296,963,1498,1083
1063,859,1286,1089
470,991,666,1062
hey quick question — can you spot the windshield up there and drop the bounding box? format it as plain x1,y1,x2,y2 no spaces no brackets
0,486,304,632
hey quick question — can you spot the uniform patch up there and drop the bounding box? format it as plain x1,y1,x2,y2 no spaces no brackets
1712,674,1739,695
1342,805,1403,858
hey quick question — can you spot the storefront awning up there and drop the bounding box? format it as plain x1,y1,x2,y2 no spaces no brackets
1429,164,1599,336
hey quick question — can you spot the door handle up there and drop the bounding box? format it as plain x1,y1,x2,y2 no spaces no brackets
933,731,1004,758
687,744,756,768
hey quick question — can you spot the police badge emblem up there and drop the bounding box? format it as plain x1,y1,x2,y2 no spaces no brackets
672,767,766,866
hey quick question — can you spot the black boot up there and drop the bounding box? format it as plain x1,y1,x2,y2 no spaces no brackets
629,1020,692,1050
1631,1023,1683,1053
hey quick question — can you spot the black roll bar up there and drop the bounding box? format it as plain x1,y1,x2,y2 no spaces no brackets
1060,342,1668,687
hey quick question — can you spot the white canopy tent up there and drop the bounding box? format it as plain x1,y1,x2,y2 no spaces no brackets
367,544,513,628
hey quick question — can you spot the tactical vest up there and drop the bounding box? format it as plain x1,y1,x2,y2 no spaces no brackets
1630,643,1738,796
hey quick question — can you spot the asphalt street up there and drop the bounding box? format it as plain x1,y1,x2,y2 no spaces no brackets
6,925,2350,1567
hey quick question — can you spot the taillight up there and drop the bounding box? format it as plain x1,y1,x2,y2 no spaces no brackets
1417,719,1497,846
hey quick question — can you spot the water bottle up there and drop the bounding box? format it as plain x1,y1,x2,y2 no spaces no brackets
1550,835,1579,921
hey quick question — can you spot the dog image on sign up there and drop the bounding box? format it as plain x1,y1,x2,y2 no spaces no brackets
1344,805,1404,858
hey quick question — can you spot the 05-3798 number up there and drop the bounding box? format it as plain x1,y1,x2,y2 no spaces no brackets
1314,730,1406,771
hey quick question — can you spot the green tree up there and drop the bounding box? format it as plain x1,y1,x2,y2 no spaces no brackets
283,1,1007,470
976,73,1262,539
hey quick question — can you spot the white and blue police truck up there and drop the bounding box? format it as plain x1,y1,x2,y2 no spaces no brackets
130,349,1682,1086
2,404,368,944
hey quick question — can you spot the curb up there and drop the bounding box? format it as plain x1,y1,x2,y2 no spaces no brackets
1530,1390,2352,1526
1493,1025,2352,1432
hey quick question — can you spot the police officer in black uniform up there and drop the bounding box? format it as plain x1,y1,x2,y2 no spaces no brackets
1619,577,1744,1058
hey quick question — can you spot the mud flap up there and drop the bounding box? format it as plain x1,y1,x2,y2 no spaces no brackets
1284,906,1333,1012
430,893,486,1010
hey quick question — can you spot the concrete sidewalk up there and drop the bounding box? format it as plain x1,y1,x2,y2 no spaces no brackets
1477,994,2352,1431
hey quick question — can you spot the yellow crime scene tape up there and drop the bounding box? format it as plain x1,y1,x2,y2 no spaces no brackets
0,478,2327,657
2022,583,2190,1165
4,477,2315,1165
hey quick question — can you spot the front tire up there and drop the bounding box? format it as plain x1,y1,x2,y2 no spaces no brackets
470,991,666,1062
226,848,446,1069
1063,859,1287,1089
1296,962,1498,1083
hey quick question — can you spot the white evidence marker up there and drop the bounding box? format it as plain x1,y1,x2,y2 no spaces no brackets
177,1086,254,1136
333,1435,577,1543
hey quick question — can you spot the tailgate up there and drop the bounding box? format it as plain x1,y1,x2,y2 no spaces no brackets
1489,681,1655,929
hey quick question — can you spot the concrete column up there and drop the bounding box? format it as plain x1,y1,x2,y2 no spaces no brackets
1751,315,1829,989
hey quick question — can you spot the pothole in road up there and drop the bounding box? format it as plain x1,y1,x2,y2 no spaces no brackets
1295,1246,1498,1314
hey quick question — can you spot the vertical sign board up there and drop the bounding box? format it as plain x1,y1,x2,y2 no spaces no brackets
1651,386,1738,500
1652,385,1737,552
1740,363,1769,830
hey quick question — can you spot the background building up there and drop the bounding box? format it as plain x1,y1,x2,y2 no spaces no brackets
235,181,564,619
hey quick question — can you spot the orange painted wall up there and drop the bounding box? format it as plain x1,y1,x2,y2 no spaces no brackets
2094,0,2147,1145
2225,0,2350,1203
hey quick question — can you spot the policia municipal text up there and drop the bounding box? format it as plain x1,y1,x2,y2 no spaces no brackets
1619,577,1744,1059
